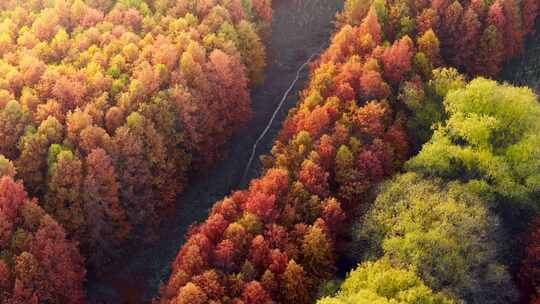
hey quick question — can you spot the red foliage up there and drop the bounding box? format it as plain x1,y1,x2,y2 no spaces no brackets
252,0,273,24
82,148,129,266
519,217,540,303
245,192,278,222
523,0,539,35
502,0,524,57
322,198,346,233
384,117,410,164
298,160,330,197
417,8,440,33
359,70,390,100
316,135,336,170
268,249,289,274
192,270,225,300
281,260,310,304
440,1,464,61
321,25,358,64
0,0,272,270
0,176,85,303
173,234,212,276
242,281,271,304
458,8,481,70
210,198,241,222
356,101,387,138
249,235,271,268
358,8,382,47
381,36,414,84
200,214,229,243
160,1,540,303
175,283,208,304
214,239,236,270
301,106,332,138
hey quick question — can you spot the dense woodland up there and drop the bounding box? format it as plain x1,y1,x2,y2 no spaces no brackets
160,0,540,304
0,0,540,303
0,0,272,302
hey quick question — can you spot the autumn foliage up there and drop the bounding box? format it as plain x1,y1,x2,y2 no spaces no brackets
0,0,538,301
0,165,85,303
0,0,271,270
337,0,537,78
519,218,540,304
160,0,540,303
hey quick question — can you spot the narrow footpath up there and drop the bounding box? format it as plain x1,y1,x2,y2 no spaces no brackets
86,1,343,302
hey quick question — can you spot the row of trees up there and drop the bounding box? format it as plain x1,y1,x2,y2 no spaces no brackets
338,0,538,77
0,0,271,274
160,0,540,303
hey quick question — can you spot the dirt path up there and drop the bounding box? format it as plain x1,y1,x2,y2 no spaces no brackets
86,1,343,303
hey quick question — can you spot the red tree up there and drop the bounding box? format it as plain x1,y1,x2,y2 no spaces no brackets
298,160,330,198
242,281,271,304
523,0,538,35
381,36,414,84
0,176,85,303
83,148,129,267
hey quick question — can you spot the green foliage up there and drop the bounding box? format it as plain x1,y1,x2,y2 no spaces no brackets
401,68,466,150
430,69,466,99
317,259,454,304
406,78,540,208
242,0,254,18
372,0,387,27
46,143,69,169
356,173,516,303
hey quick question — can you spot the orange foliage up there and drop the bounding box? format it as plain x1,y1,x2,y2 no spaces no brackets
0,0,271,271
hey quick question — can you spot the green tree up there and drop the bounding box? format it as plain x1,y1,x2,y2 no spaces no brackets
356,173,517,303
317,259,454,304
406,78,540,208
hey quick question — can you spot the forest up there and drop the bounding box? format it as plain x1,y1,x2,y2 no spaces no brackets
0,0,539,303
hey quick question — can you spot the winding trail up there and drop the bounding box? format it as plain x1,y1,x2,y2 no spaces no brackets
86,1,343,303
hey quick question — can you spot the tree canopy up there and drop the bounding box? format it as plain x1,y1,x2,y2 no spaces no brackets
406,78,540,208
0,165,85,303
356,172,516,303
317,259,454,304
0,0,271,269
